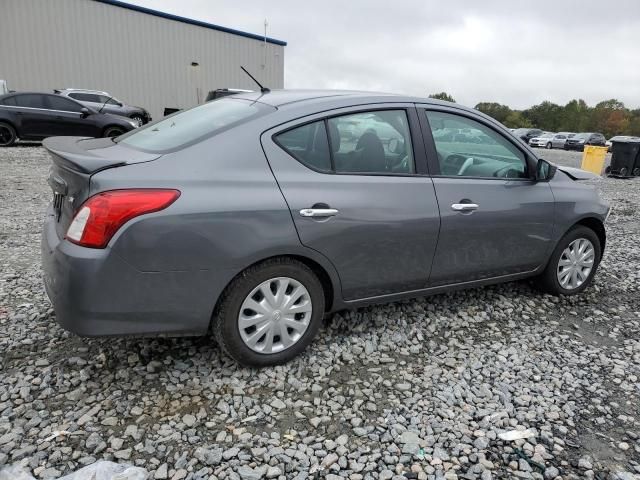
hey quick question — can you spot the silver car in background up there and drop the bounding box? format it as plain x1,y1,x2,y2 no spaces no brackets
41,90,610,366
55,88,151,126
529,132,574,149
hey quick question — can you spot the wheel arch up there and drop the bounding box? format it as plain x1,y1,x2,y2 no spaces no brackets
102,124,125,136
0,119,19,135
210,252,341,327
573,217,606,253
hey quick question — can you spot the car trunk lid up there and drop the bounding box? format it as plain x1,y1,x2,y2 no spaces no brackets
44,136,161,238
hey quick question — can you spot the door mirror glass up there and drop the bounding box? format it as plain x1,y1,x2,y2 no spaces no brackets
536,159,557,181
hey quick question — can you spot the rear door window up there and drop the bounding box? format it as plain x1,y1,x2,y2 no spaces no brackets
119,98,274,153
328,110,414,174
274,109,415,175
14,94,47,109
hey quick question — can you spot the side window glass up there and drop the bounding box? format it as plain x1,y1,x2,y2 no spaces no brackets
426,110,528,179
14,94,47,109
275,120,332,172
328,110,414,174
46,96,83,112
1,96,17,106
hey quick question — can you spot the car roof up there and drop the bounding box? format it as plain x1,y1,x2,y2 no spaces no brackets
57,88,111,95
232,89,462,109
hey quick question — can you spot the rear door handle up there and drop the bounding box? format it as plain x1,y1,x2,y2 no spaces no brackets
300,208,339,217
451,203,479,212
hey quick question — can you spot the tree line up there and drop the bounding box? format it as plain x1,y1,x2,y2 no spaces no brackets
428,92,640,138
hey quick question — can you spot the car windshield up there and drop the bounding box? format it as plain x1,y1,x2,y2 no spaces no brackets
539,134,554,139
573,133,590,140
118,98,274,152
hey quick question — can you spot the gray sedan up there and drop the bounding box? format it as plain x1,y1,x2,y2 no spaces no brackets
41,90,610,366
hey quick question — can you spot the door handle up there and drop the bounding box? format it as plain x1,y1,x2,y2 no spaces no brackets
451,203,479,212
299,208,339,217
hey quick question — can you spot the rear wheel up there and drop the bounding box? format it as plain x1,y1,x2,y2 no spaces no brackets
535,225,601,296
620,166,629,177
212,258,325,366
545,142,552,149
0,122,17,147
633,167,640,177
103,126,125,138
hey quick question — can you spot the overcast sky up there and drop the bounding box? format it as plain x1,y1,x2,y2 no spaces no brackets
131,0,640,110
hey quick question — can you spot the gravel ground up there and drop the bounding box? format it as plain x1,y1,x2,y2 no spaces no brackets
1,145,639,480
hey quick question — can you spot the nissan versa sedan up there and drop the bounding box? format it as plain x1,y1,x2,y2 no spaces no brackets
41,90,610,366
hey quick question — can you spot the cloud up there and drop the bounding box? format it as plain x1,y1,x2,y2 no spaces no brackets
131,0,640,109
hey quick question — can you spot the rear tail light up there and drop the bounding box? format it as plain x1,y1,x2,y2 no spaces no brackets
66,189,180,248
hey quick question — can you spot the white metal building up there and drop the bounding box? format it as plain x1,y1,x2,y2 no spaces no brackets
0,0,286,120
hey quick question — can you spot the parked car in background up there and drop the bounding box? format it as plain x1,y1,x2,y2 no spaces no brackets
529,132,574,149
55,89,151,127
205,88,253,102
528,133,555,148
41,90,609,366
513,128,543,144
0,92,137,146
565,132,606,151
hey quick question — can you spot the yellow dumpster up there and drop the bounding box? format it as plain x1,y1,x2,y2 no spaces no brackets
581,146,608,175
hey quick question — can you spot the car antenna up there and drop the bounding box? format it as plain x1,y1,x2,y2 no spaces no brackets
240,66,270,94
98,96,114,114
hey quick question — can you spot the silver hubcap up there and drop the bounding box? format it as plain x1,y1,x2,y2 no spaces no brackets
238,277,312,354
557,238,595,290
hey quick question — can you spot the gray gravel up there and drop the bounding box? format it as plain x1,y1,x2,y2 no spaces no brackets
1,145,639,480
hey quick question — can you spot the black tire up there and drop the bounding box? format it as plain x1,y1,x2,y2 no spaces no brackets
212,258,325,367
620,166,629,177
534,225,602,296
545,142,552,149
604,166,612,175
0,122,17,147
633,167,640,177
130,115,144,127
103,126,125,138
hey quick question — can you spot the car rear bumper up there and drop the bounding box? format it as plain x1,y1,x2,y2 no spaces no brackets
41,207,219,337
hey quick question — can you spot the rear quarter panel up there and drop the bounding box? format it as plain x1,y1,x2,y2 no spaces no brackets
89,129,343,319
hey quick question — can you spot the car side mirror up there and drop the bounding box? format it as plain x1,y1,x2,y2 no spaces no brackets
80,107,90,118
535,159,557,182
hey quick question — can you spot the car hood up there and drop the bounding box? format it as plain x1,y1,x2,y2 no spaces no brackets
556,166,600,180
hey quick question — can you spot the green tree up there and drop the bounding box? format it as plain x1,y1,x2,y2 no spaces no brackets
523,101,563,131
474,102,512,124
503,111,532,128
560,99,590,132
429,92,456,103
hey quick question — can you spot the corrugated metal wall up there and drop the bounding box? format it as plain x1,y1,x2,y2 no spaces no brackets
0,0,285,120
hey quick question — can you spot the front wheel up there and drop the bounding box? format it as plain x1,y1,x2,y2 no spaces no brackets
0,122,17,147
130,115,144,127
534,226,601,296
545,142,552,149
212,258,325,366
103,126,125,138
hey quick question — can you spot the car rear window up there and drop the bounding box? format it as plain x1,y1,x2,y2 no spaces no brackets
118,98,274,152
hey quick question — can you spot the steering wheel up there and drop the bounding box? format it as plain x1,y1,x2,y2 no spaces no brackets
457,157,475,176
